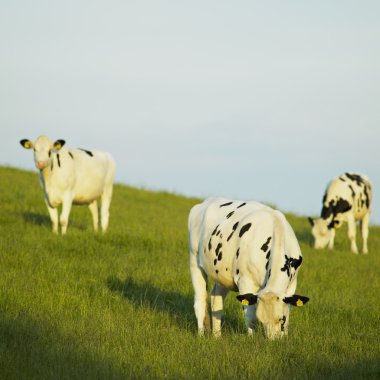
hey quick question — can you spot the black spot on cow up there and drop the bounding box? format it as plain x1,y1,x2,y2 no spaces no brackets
348,184,356,198
220,202,233,208
215,270,219,274
220,233,223,239
280,315,286,332
218,252,222,261
334,198,352,214
226,268,228,271
345,173,364,187
57,154,61,168
261,236,272,252
281,255,303,277
236,248,240,258
281,255,292,276
291,256,303,270
227,222,239,242
211,225,219,236
237,202,246,209
265,261,269,270
80,149,94,157
226,211,235,219
321,200,334,219
239,223,252,237
216,230,221,237
214,259,217,266
360,194,365,208
215,243,222,257
236,269,239,275
268,269,272,279
363,185,370,208
322,198,352,220
322,192,327,204
339,177,346,182
68,151,74,159
208,238,212,251
266,250,271,260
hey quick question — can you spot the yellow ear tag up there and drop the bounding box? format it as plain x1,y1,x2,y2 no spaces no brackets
241,299,249,306
296,299,304,307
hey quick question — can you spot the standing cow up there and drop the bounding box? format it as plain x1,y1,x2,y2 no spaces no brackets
308,173,372,254
188,197,309,340
20,135,116,234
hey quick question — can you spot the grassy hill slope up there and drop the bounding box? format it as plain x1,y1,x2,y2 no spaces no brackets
0,166,379,379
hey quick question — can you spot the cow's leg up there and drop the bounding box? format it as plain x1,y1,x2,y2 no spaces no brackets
190,253,209,336
100,183,113,233
60,195,73,235
211,284,229,338
239,279,258,335
328,228,335,250
347,213,358,254
45,200,59,234
88,200,99,232
243,305,257,336
361,212,370,254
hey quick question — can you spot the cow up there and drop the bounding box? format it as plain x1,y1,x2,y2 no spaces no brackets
20,135,116,234
188,197,309,340
308,173,372,254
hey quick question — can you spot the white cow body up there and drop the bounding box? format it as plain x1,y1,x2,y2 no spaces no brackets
189,197,308,340
21,136,115,234
309,173,372,253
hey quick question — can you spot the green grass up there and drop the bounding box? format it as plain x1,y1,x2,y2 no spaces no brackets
0,166,379,379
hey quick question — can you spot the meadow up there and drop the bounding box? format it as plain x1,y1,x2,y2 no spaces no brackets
0,166,379,379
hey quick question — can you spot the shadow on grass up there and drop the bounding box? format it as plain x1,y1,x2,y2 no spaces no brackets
21,211,51,227
106,276,246,335
21,211,88,232
0,314,125,379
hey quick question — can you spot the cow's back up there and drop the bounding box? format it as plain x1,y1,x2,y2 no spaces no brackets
42,148,115,206
325,173,372,220
71,149,115,202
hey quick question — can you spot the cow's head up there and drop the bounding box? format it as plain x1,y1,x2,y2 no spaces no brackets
308,217,337,249
237,291,309,340
20,136,65,170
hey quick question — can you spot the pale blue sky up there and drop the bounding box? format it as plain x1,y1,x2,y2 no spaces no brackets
1,1,379,224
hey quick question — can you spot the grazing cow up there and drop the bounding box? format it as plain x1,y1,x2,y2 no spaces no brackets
20,135,116,234
188,197,309,340
308,173,372,254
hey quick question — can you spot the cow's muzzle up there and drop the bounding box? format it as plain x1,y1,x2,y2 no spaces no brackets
36,161,48,170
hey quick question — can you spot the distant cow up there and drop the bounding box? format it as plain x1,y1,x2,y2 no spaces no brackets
188,197,309,340
308,173,372,254
20,135,115,234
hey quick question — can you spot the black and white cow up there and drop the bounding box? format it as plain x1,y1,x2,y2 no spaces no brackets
20,135,115,234
308,173,372,254
188,197,309,340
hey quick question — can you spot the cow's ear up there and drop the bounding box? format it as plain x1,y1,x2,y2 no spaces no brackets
237,293,258,306
53,140,65,150
283,295,309,307
307,217,315,227
20,139,33,149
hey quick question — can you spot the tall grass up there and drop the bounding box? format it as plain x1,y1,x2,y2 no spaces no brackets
0,166,379,379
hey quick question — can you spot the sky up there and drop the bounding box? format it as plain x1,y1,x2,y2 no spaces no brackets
1,0,379,224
